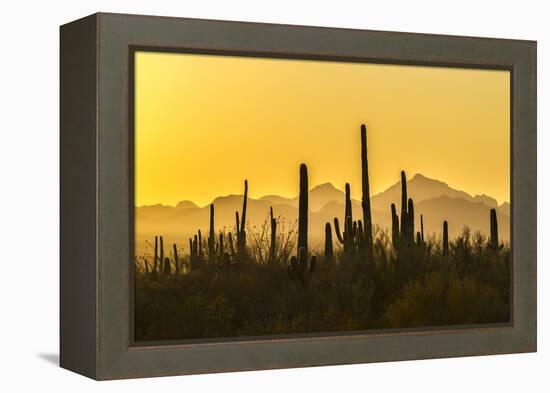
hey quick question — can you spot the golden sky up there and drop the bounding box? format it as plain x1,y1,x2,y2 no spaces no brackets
134,51,510,207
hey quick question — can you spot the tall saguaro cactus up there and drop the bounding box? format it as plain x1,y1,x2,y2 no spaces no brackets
490,208,499,250
297,164,309,256
360,124,374,257
391,203,399,248
324,222,333,263
198,229,203,261
408,198,415,243
269,206,277,263
153,235,159,273
443,220,449,256
334,183,355,254
420,214,425,243
236,180,248,260
159,236,164,271
400,171,408,240
173,243,179,275
208,204,216,263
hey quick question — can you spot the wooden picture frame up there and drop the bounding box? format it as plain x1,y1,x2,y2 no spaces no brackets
60,12,537,380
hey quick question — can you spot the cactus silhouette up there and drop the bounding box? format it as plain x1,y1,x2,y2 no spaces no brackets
287,246,316,285
360,124,374,258
420,214,425,243
198,229,203,261
236,180,248,260
159,236,164,271
173,243,179,275
490,208,499,250
400,171,408,240
297,164,308,257
227,232,235,256
269,206,277,263
218,232,225,260
391,203,399,249
408,198,415,244
443,220,449,255
324,222,333,263
208,204,216,263
153,235,159,273
163,257,171,275
333,183,364,255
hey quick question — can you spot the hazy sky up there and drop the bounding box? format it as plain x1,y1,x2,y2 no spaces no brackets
135,51,510,207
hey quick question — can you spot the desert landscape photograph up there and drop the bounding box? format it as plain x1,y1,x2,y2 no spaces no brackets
133,51,511,342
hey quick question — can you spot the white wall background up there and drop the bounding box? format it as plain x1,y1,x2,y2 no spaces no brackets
0,0,546,390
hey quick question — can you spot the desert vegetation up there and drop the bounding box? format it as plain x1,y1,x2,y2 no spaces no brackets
134,125,510,341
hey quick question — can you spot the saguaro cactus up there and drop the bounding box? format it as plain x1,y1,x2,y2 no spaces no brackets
324,222,333,263
173,243,179,275
443,220,449,256
163,257,171,274
198,229,203,261
153,235,159,273
408,198,415,243
236,180,248,260
227,232,235,256
360,124,374,257
420,214,425,243
287,246,316,285
391,203,399,248
269,206,277,263
159,236,164,271
400,171,408,240
490,208,499,250
208,204,216,263
297,164,308,256
190,235,198,266
334,183,355,254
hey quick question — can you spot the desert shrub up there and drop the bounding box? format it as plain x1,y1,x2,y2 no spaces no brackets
135,226,510,341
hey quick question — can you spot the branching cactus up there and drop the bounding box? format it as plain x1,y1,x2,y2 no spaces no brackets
334,183,356,255
287,246,316,285
490,208,499,250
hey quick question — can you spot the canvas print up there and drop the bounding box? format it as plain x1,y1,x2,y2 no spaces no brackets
133,51,511,342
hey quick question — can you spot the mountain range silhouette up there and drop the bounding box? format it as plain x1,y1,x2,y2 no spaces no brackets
136,173,509,253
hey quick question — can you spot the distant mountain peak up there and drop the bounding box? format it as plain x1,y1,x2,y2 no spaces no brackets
409,173,447,186
174,200,199,210
310,182,338,192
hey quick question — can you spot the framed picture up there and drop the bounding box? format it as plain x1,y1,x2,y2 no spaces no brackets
60,13,537,380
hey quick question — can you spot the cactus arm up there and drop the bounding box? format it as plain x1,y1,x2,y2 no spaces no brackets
333,217,344,244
